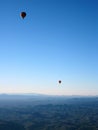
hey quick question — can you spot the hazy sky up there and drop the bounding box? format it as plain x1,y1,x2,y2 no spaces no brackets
0,0,98,95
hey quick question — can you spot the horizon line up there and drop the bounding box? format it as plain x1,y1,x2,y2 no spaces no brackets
0,93,98,97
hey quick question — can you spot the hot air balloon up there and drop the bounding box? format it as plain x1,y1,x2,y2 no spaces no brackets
20,12,26,19
58,80,61,84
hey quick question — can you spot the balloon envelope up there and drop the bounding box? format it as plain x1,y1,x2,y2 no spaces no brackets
58,80,61,84
20,12,26,19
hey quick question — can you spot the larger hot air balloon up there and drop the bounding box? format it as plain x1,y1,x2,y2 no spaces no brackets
20,12,26,19
58,80,61,84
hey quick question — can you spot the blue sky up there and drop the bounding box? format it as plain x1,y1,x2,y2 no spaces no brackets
0,0,98,95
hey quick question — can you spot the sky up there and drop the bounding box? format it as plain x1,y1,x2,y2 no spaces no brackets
0,0,98,95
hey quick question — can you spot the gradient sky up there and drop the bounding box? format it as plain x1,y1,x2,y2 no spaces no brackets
0,0,98,95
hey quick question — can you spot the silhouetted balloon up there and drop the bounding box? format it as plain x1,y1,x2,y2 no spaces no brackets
58,80,61,84
20,12,26,19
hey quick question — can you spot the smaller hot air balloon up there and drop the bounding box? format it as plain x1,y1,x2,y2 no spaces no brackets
20,12,26,19
58,80,61,84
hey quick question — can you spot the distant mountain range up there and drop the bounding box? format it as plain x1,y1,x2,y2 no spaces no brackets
0,93,98,99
